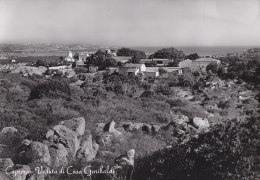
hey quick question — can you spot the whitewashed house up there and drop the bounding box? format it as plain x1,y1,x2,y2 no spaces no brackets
144,67,159,77
65,51,75,62
119,63,146,76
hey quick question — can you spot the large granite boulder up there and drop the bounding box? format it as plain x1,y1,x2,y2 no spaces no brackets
59,117,86,136
172,114,189,124
122,123,152,133
0,127,20,145
103,121,122,136
95,121,124,146
0,158,14,171
192,117,210,130
76,134,99,162
0,172,12,180
151,125,161,133
27,142,51,168
7,164,31,180
115,149,135,166
48,143,68,169
50,125,80,158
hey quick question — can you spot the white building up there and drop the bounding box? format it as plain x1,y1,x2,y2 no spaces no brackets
65,51,75,62
178,58,220,72
179,59,192,68
144,67,159,77
119,63,146,76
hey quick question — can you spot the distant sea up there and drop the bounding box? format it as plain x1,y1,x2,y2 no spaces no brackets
0,46,259,57
131,46,259,56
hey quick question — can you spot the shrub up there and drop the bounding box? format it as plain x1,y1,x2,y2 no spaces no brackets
28,79,71,100
133,117,259,179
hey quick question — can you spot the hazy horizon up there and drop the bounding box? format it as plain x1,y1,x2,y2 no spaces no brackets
1,0,260,46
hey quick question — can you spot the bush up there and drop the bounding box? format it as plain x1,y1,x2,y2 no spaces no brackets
28,79,71,100
133,117,259,179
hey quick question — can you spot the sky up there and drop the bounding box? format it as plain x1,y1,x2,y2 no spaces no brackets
0,0,260,46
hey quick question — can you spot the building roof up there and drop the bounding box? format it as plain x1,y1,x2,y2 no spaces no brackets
145,67,159,72
140,59,152,63
107,67,119,70
163,67,182,72
124,63,144,68
113,56,132,61
76,61,85,66
194,58,220,63
152,58,172,61
127,68,139,72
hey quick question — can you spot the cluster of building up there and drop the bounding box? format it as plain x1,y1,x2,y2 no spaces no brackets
51,50,222,78
0,49,222,80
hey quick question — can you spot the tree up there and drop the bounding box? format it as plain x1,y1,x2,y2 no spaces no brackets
186,53,200,60
117,48,146,59
158,68,168,75
206,62,219,73
148,47,186,60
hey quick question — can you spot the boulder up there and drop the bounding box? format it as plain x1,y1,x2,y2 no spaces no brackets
172,114,189,124
0,127,19,145
123,123,143,132
192,117,210,129
51,125,80,158
115,149,135,166
45,130,54,141
0,158,14,171
103,121,122,136
152,125,161,133
28,142,51,168
21,139,31,146
48,143,68,169
0,127,18,135
95,123,106,133
95,121,124,146
96,133,113,146
8,164,31,180
59,117,85,136
76,134,99,162
122,123,152,133
0,171,12,180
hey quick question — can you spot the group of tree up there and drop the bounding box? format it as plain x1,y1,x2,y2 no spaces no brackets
186,53,200,60
86,50,118,70
117,48,146,63
149,47,186,67
217,49,260,86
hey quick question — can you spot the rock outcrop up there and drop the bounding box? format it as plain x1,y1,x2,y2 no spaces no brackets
95,121,124,146
1,164,32,180
103,121,123,136
0,117,100,180
122,122,161,134
172,114,189,124
48,143,68,169
59,117,85,136
52,125,80,158
0,158,14,171
192,117,210,130
76,134,99,162
0,127,19,145
115,149,135,166
27,142,51,169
